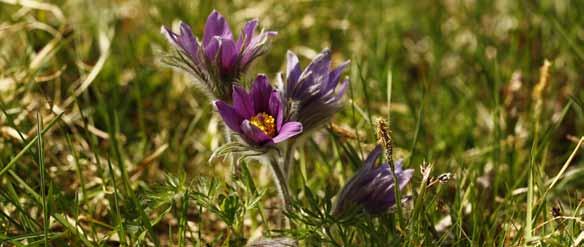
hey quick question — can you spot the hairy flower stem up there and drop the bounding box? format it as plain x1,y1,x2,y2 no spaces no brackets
283,140,296,180
268,156,292,228
223,127,240,180
222,126,246,236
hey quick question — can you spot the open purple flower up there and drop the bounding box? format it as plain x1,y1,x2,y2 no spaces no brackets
214,75,303,147
161,10,277,101
333,145,414,216
279,49,350,134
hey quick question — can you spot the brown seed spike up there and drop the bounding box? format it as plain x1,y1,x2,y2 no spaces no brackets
376,118,393,166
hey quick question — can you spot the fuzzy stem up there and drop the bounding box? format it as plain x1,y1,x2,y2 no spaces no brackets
268,156,292,228
283,140,296,180
222,126,246,237
223,127,240,180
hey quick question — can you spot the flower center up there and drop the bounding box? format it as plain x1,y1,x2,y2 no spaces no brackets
249,112,276,137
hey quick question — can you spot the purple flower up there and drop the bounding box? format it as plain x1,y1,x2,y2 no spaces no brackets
333,145,414,216
161,10,277,101
214,75,303,147
280,49,349,133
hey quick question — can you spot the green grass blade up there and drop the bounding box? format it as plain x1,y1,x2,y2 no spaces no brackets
0,112,63,178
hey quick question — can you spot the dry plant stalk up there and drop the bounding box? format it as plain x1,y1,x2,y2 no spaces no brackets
532,60,552,100
532,59,552,118
376,118,393,165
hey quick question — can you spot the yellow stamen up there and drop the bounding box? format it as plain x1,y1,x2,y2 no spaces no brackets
249,112,276,137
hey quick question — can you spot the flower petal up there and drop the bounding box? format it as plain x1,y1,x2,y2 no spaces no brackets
220,38,237,71
397,169,414,190
240,31,277,67
286,51,302,93
204,37,221,60
241,120,273,145
291,49,332,99
265,31,278,37
393,159,404,173
272,122,302,143
335,79,349,100
364,145,382,169
268,91,284,130
323,60,350,93
301,49,331,87
178,23,198,54
238,19,258,50
390,160,414,189
251,75,273,113
203,10,233,46
214,100,243,133
232,85,254,119
161,26,179,45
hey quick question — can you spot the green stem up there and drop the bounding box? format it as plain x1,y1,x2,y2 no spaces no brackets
388,160,404,228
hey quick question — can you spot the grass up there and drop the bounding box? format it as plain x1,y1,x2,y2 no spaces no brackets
1,0,583,246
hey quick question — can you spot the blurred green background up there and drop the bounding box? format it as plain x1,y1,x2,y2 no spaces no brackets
1,0,583,245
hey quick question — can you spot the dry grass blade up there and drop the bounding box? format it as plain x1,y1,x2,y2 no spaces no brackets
543,136,584,196
29,34,62,71
0,0,65,22
63,28,114,108
573,231,584,247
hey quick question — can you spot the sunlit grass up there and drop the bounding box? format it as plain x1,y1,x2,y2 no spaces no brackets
1,0,583,246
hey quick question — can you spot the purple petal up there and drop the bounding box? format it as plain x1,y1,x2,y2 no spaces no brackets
286,51,302,93
214,100,243,133
324,60,350,93
178,23,198,54
394,159,404,173
250,75,273,113
290,50,332,99
232,85,254,119
237,19,258,51
240,31,276,66
248,30,276,49
272,122,303,143
275,73,285,91
265,31,278,37
364,145,383,169
220,38,237,71
241,120,273,145
398,168,414,190
204,37,221,60
203,10,233,46
161,24,202,66
161,26,178,45
301,49,331,85
336,79,349,98
268,91,284,130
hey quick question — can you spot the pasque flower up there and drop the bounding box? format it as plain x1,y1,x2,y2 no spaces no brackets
280,49,349,133
161,10,277,101
214,75,303,147
333,145,414,216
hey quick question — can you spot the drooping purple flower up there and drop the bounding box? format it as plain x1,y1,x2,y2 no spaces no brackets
279,49,350,134
161,10,277,101
333,145,414,216
214,75,303,147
